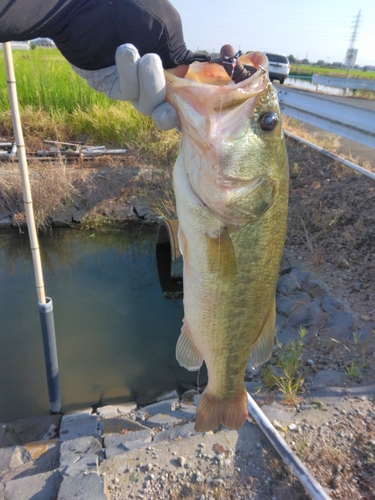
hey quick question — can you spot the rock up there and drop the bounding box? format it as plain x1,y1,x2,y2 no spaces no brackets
326,311,353,329
287,301,324,328
301,279,326,297
276,272,300,295
276,295,299,316
141,414,183,429
133,203,150,219
99,417,148,436
309,371,349,391
57,472,110,500
156,390,179,402
319,295,343,313
1,415,62,447
5,470,60,500
360,315,371,322
0,214,12,228
59,410,98,442
51,211,72,228
142,399,180,417
96,403,137,419
259,403,296,424
153,422,196,444
0,447,14,473
104,429,152,458
60,436,102,477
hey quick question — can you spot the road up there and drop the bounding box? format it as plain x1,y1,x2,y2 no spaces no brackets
274,83,375,169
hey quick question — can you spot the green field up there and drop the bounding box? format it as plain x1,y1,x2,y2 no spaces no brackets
290,64,375,79
0,48,179,164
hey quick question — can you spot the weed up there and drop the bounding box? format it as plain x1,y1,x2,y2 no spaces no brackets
330,336,368,379
262,327,307,403
260,365,277,390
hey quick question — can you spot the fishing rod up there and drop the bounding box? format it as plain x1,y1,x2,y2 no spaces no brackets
2,41,61,414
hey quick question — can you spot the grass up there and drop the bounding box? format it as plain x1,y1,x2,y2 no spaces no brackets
261,327,307,403
290,64,375,80
0,48,180,165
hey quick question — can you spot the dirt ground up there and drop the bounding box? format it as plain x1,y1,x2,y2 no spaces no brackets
1,131,375,499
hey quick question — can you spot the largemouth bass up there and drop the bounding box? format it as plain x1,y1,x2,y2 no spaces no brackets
165,51,289,432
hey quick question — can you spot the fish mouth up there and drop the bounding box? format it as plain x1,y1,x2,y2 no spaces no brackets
165,51,270,115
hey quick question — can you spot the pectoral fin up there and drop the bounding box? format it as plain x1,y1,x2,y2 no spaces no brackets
176,321,204,371
247,298,276,369
206,229,237,277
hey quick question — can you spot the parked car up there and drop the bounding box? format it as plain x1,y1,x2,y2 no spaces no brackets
265,53,290,84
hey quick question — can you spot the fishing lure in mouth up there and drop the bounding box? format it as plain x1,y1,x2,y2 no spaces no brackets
210,44,257,83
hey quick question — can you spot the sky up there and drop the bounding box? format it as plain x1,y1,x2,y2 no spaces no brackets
171,0,375,67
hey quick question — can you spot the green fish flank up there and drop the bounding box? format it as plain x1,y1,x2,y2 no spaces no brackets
166,51,289,432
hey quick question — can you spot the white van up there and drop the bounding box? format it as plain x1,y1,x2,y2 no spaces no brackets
265,53,290,84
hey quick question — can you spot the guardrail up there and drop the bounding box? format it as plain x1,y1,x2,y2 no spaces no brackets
312,74,375,91
277,87,375,149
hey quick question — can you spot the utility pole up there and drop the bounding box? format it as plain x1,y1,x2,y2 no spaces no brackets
345,10,362,77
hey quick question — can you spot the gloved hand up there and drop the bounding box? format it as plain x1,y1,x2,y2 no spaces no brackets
115,44,179,131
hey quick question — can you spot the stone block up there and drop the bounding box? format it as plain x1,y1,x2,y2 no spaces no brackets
0,447,14,473
288,301,324,328
153,422,196,444
1,415,61,447
142,398,180,416
96,403,136,418
4,470,60,500
60,436,102,477
260,403,296,424
325,311,353,329
104,429,151,458
57,472,110,500
276,272,300,295
99,417,148,436
319,295,343,313
309,370,349,391
59,412,98,442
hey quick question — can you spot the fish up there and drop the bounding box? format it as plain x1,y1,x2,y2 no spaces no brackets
165,50,289,432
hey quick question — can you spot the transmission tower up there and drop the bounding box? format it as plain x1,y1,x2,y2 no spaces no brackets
345,10,362,74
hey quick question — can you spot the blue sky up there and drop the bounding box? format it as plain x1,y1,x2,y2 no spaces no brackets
171,0,375,66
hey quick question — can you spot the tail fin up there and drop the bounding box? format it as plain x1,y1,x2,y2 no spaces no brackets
195,387,248,432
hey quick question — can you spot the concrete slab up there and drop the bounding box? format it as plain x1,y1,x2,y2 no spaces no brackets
59,413,98,442
60,436,102,477
142,398,180,416
153,422,196,444
0,447,13,474
96,403,136,419
104,429,151,459
259,402,296,424
98,417,148,436
0,415,61,447
57,472,110,500
4,470,60,500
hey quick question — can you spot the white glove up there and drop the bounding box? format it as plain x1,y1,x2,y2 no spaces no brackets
115,44,179,130
71,44,179,130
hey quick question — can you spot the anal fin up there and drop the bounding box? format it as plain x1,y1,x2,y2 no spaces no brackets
176,321,203,371
247,297,276,369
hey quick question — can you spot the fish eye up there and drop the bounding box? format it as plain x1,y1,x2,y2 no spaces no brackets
259,111,278,131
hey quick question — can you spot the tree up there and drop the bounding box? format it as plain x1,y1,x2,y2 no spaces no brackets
288,54,296,63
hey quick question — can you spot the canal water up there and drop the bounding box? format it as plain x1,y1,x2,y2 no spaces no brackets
0,225,205,423
286,76,353,96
